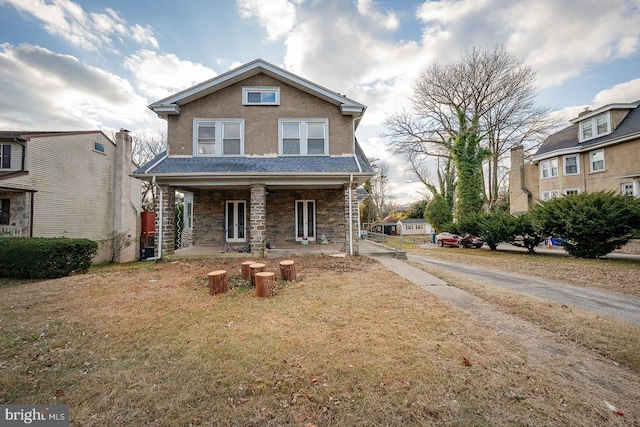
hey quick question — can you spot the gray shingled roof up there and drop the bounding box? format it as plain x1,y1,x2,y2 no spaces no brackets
135,141,374,175
535,103,640,157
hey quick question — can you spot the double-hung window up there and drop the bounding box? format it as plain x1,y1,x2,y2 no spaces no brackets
541,190,559,201
621,183,634,196
589,149,605,172
279,119,328,156
540,158,558,179
579,112,611,142
242,87,280,105
0,144,11,169
563,154,579,175
194,119,244,157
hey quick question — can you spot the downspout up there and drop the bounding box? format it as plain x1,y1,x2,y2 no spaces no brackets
145,175,163,260
349,174,354,256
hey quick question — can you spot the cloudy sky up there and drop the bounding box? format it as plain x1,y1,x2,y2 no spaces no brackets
1,0,639,204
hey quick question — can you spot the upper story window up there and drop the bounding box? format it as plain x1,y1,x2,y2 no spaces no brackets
563,154,579,175
93,141,106,153
0,144,11,169
242,87,280,106
278,119,329,156
540,158,558,179
589,149,605,172
579,112,611,142
194,119,244,157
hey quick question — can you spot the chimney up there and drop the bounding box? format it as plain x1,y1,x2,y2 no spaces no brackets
113,129,137,262
578,107,591,117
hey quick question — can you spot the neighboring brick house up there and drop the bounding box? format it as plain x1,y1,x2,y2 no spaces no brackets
510,101,640,214
0,130,142,263
134,59,374,256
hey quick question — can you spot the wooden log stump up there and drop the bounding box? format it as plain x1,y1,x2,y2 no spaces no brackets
207,270,228,295
249,263,266,287
255,272,275,298
279,260,297,281
241,260,256,280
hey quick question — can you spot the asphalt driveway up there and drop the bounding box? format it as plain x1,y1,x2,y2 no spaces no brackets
359,240,640,325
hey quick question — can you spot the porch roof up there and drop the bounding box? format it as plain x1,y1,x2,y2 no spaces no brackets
134,142,374,177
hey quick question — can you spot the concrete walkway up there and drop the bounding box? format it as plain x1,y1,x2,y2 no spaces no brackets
359,240,640,325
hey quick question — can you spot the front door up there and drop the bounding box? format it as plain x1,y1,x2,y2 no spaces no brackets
295,200,315,241
225,200,246,242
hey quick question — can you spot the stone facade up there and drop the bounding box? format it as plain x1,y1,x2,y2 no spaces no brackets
157,185,176,256
0,191,30,237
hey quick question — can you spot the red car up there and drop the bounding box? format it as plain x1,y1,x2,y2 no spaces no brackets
435,232,484,248
435,232,461,247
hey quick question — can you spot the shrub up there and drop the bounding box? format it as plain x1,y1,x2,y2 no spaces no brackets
530,191,640,258
456,212,514,250
508,213,545,254
424,194,452,233
0,238,98,279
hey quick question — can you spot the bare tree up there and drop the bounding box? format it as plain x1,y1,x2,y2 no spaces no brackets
368,160,391,221
384,45,559,210
132,133,167,211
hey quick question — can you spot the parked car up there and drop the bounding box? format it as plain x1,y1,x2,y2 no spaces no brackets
459,234,484,249
435,232,461,247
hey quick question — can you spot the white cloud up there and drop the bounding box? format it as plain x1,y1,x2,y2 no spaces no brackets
0,43,152,130
356,0,399,30
416,0,640,88
123,50,217,100
236,0,300,40
592,78,640,105
0,0,158,51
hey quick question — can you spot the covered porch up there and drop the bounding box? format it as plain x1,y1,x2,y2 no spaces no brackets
153,180,362,258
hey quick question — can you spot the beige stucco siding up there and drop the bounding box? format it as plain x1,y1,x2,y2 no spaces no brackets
167,73,354,157
529,137,639,203
27,133,116,241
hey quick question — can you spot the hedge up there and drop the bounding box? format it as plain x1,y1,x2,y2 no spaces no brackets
0,237,98,279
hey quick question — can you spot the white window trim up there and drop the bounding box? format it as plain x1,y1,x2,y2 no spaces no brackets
541,190,560,201
242,86,280,105
579,111,611,142
278,118,329,156
183,192,194,230
540,158,558,179
193,118,245,157
563,188,581,195
589,149,605,173
621,183,634,196
562,154,580,176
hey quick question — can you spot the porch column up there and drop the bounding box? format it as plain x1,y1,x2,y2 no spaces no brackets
250,183,266,254
155,185,176,256
344,183,359,255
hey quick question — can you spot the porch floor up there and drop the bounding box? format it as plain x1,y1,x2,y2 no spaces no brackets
171,241,348,259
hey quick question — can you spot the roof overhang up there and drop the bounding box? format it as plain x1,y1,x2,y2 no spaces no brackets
570,103,639,123
616,171,640,179
531,131,640,163
149,59,366,120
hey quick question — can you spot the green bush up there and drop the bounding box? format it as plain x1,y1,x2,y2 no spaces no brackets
530,191,640,258
0,238,98,279
424,194,452,233
508,213,545,254
455,212,514,250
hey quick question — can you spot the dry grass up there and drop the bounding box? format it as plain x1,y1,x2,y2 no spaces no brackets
0,256,638,426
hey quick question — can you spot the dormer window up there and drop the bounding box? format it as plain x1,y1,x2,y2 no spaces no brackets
579,112,611,142
242,87,280,105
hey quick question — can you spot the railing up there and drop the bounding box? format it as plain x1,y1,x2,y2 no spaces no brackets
1,225,22,238
363,231,434,252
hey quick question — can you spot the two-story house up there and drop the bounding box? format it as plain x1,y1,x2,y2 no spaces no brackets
0,130,141,263
510,101,640,215
134,59,374,256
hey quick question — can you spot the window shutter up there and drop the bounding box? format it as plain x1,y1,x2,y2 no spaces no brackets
1,145,10,168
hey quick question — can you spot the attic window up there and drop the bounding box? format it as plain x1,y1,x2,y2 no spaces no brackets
242,87,280,105
579,112,611,142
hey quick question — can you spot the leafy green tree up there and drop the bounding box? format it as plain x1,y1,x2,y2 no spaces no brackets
530,191,640,258
407,199,429,219
424,194,452,232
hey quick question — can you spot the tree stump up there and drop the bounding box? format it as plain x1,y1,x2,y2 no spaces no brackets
255,272,275,297
241,260,256,280
249,263,266,287
207,270,228,295
279,260,297,281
